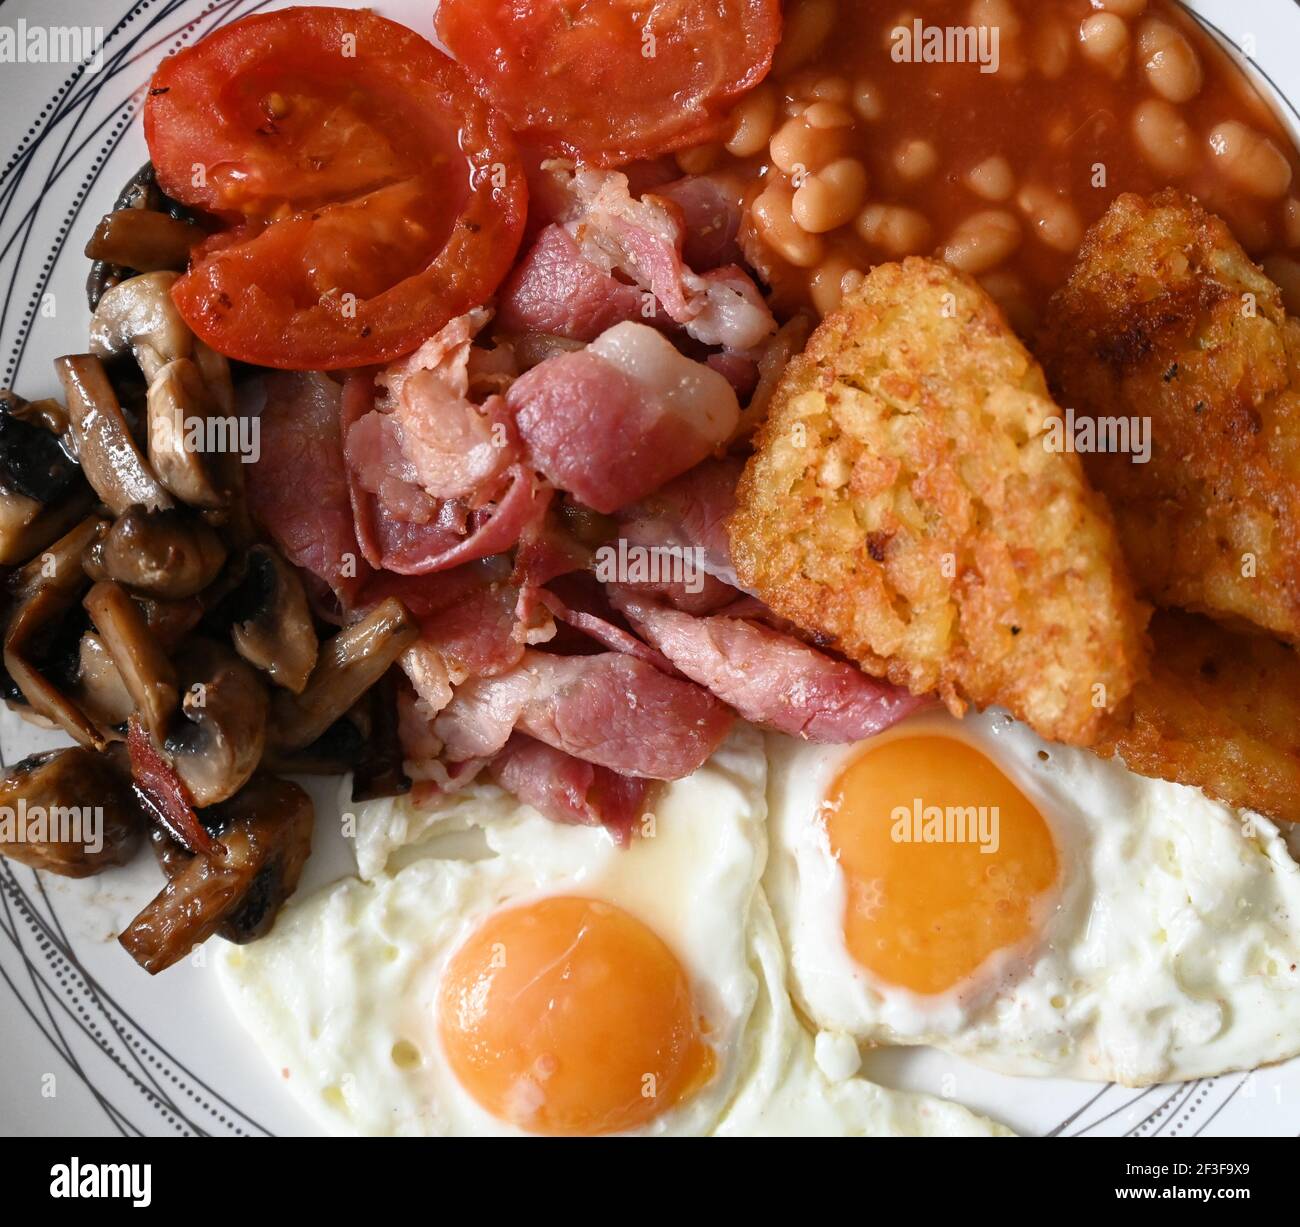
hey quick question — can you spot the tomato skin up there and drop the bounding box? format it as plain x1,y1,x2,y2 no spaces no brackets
436,0,782,167
145,7,527,370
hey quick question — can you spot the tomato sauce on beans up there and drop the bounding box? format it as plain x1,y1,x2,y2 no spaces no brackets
704,0,1300,330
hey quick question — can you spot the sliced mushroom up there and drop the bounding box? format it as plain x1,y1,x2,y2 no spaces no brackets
165,638,268,807
89,271,191,383
145,358,229,509
84,209,202,274
270,597,418,752
0,746,144,877
119,773,313,973
229,545,318,692
54,354,173,515
87,162,196,309
83,506,227,599
0,391,94,565
4,515,110,749
73,630,134,729
84,579,179,743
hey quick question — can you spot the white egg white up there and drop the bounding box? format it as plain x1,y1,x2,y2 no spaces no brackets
767,709,1300,1085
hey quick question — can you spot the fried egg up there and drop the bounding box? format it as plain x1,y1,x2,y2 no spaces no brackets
767,709,1300,1085
218,728,767,1137
217,725,1010,1137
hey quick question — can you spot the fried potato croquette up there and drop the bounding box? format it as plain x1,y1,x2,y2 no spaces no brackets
1039,190,1300,643
1095,611,1300,825
730,258,1149,746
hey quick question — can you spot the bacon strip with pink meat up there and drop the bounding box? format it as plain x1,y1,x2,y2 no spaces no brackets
489,734,651,845
345,311,549,575
247,371,371,609
496,225,648,343
507,164,775,352
434,649,733,778
610,588,930,743
558,166,776,351
507,321,740,514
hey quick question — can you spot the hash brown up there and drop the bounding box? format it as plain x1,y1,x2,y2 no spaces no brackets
730,258,1149,747
1039,189,1300,643
1095,610,1300,826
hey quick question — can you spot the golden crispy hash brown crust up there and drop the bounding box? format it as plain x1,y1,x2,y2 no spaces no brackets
1095,611,1300,825
1039,189,1300,643
730,258,1149,746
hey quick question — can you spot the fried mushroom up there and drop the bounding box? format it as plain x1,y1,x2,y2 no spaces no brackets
83,506,227,599
229,545,318,693
145,358,231,509
83,579,179,743
84,208,202,275
0,391,95,565
86,162,197,310
165,638,268,807
89,271,192,384
54,354,173,515
73,630,134,730
5,515,110,748
270,597,418,753
119,773,314,973
0,746,144,877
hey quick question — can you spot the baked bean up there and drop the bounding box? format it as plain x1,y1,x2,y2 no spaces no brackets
675,143,721,175
773,0,836,76
1138,18,1203,103
852,78,884,123
856,203,933,256
968,0,1022,39
1034,20,1071,80
941,210,1022,274
810,252,863,315
1017,184,1083,253
894,138,938,182
725,85,778,158
1094,0,1147,15
997,43,1030,84
1132,98,1195,177
1208,121,1294,200
966,156,1015,202
1078,13,1130,79
1284,198,1300,249
752,183,826,267
793,157,869,233
770,115,846,175
1263,255,1300,315
883,11,921,54
785,72,852,105
803,101,855,130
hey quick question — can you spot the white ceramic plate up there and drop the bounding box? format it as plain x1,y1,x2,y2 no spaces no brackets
1,0,1298,1138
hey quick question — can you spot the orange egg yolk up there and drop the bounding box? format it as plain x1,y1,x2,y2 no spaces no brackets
438,895,715,1135
825,735,1059,996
